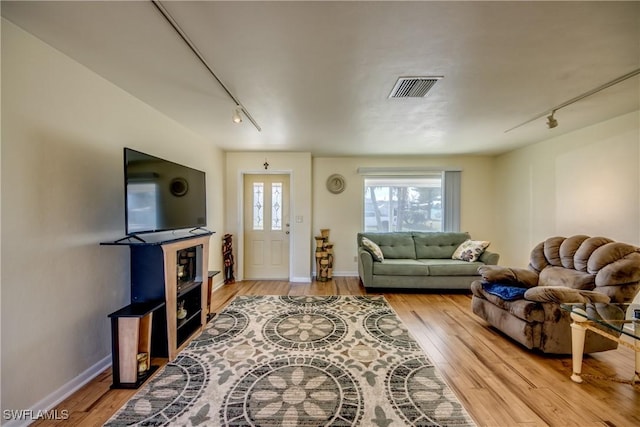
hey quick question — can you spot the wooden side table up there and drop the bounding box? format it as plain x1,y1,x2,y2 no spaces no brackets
108,300,165,389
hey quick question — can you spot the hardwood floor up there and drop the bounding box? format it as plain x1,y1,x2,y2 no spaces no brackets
34,277,639,426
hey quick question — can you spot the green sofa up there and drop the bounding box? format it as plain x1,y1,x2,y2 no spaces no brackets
357,232,499,290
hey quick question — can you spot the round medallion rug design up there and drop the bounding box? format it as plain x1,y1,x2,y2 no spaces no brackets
190,309,249,348
221,356,363,426
104,354,208,426
387,357,471,426
364,309,420,350
263,310,348,350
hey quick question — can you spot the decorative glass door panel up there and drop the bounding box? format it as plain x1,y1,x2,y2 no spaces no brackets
244,175,290,279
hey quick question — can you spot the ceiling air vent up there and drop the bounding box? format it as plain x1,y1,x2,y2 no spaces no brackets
388,76,442,98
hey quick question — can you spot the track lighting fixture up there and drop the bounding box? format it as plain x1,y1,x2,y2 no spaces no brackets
546,110,558,129
232,107,243,124
505,67,640,133
151,0,261,132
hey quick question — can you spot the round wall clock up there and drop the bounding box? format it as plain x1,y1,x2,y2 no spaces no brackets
326,174,346,194
169,177,189,197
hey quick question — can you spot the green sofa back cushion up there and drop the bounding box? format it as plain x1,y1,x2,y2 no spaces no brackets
358,232,417,259
413,232,470,259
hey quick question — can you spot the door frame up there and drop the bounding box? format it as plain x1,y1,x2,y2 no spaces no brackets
236,169,294,281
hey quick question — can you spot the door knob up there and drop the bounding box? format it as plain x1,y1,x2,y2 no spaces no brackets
286,231,290,235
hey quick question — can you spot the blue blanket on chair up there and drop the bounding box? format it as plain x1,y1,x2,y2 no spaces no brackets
482,282,527,301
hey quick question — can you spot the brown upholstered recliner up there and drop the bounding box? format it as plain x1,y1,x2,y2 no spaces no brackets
471,235,640,354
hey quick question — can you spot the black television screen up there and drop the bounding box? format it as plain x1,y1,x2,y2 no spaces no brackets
124,148,206,235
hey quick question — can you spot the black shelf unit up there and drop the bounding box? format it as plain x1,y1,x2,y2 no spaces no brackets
176,277,203,347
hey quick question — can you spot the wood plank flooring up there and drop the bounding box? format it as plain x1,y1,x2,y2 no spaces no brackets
33,277,639,426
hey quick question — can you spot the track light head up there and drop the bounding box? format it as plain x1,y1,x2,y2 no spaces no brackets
232,107,243,124
546,111,558,129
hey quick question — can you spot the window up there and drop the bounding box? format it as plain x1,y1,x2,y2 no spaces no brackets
127,182,158,233
362,171,460,232
271,182,282,230
252,182,264,230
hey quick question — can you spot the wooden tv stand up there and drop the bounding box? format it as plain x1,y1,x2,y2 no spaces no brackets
103,231,213,362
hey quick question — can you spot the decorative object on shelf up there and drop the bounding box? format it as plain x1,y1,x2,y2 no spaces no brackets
326,174,346,194
177,301,187,320
137,352,149,375
314,229,334,281
263,158,269,170
177,248,196,282
223,234,235,284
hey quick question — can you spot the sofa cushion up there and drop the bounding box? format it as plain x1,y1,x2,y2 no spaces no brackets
413,232,470,259
359,232,417,259
420,259,484,276
574,236,614,271
559,235,590,269
452,239,490,262
539,266,595,290
361,237,384,261
373,259,429,276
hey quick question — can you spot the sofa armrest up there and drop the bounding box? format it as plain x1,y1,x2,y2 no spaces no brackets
358,248,374,287
524,286,611,304
477,265,539,288
479,250,500,265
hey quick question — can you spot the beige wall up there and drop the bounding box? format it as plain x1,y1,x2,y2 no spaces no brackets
225,152,313,282
313,156,498,275
1,20,224,413
494,111,640,267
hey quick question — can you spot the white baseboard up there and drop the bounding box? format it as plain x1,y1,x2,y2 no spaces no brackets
330,271,358,277
290,276,312,283
2,355,111,427
311,271,358,278
211,277,226,291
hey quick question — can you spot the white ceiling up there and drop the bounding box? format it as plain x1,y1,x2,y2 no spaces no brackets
2,1,639,156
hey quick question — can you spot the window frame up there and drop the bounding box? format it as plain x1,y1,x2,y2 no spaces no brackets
360,169,460,233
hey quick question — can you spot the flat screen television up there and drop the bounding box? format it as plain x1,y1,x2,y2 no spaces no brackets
124,148,206,236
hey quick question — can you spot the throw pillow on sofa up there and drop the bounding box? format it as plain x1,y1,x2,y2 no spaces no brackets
362,237,384,261
452,239,490,262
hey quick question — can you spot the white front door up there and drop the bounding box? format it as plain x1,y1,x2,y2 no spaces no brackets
243,174,290,279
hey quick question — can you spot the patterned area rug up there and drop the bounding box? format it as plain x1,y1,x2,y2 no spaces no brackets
105,295,476,426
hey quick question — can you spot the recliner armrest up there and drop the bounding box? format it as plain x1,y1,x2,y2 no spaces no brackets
477,265,539,288
524,286,611,304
